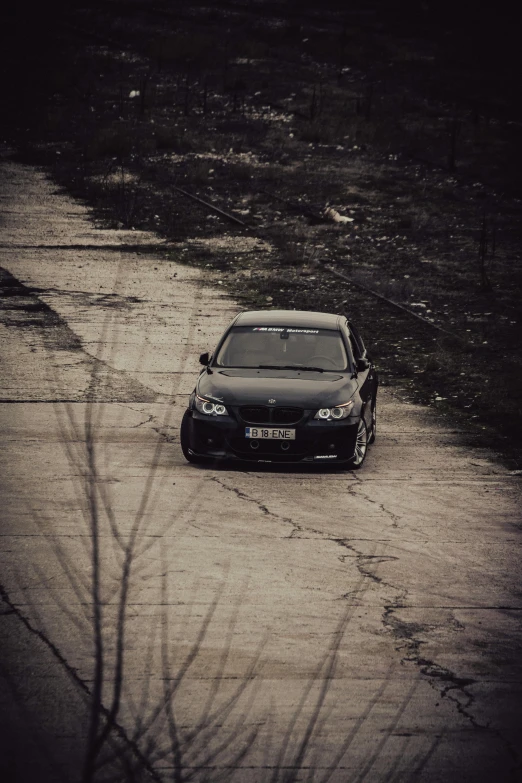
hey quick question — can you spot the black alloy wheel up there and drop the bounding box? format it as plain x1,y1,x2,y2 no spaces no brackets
348,418,368,469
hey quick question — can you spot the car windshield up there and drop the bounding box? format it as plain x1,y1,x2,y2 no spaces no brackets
215,326,349,371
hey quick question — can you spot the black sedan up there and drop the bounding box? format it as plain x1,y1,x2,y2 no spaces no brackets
180,310,378,468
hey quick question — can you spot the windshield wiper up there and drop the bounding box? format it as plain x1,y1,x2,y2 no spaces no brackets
257,364,325,373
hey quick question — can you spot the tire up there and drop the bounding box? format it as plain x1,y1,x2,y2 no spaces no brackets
180,411,206,464
347,418,368,469
368,399,377,444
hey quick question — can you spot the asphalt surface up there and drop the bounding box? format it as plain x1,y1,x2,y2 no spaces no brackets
1,151,521,782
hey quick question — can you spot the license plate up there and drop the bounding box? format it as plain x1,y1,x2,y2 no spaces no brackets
245,427,296,440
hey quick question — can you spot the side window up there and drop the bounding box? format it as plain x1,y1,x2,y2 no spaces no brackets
348,332,360,359
340,320,357,366
348,322,366,358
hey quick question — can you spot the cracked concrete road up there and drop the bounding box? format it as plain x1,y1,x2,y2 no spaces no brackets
1,153,521,782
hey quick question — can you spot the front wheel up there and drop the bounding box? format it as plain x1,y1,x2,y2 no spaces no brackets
347,418,368,469
180,411,207,464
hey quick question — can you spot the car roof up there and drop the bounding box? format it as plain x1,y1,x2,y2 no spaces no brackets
234,310,342,329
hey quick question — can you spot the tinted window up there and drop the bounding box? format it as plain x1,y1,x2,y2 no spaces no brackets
348,333,360,359
349,322,366,357
215,326,348,371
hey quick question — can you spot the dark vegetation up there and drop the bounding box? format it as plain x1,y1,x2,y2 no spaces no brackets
2,0,521,461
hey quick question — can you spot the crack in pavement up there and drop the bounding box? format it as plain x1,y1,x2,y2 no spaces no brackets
209,476,325,539
335,539,408,601
334,538,521,777
349,474,403,528
130,414,155,428
153,425,178,444
199,478,521,769
384,605,521,780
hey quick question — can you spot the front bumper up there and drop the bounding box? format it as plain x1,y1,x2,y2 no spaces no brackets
184,408,360,463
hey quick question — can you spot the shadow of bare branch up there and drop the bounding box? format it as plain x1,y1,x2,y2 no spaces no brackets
11,242,444,783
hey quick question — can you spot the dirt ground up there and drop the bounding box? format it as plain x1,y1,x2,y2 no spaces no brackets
2,0,522,462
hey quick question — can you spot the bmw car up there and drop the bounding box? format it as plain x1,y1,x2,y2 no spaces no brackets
180,310,377,468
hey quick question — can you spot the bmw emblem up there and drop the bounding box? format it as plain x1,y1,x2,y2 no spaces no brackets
268,398,276,404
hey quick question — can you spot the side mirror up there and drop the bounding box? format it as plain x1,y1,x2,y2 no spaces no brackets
199,351,210,366
356,357,370,372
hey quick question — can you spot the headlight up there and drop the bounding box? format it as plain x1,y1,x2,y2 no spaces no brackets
195,395,228,416
314,401,354,421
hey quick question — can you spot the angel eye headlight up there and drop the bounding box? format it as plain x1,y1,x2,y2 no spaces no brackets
195,396,228,416
314,401,354,421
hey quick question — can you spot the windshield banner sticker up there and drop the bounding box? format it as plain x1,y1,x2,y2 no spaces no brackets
252,327,319,334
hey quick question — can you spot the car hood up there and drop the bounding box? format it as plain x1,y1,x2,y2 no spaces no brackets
197,368,358,407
